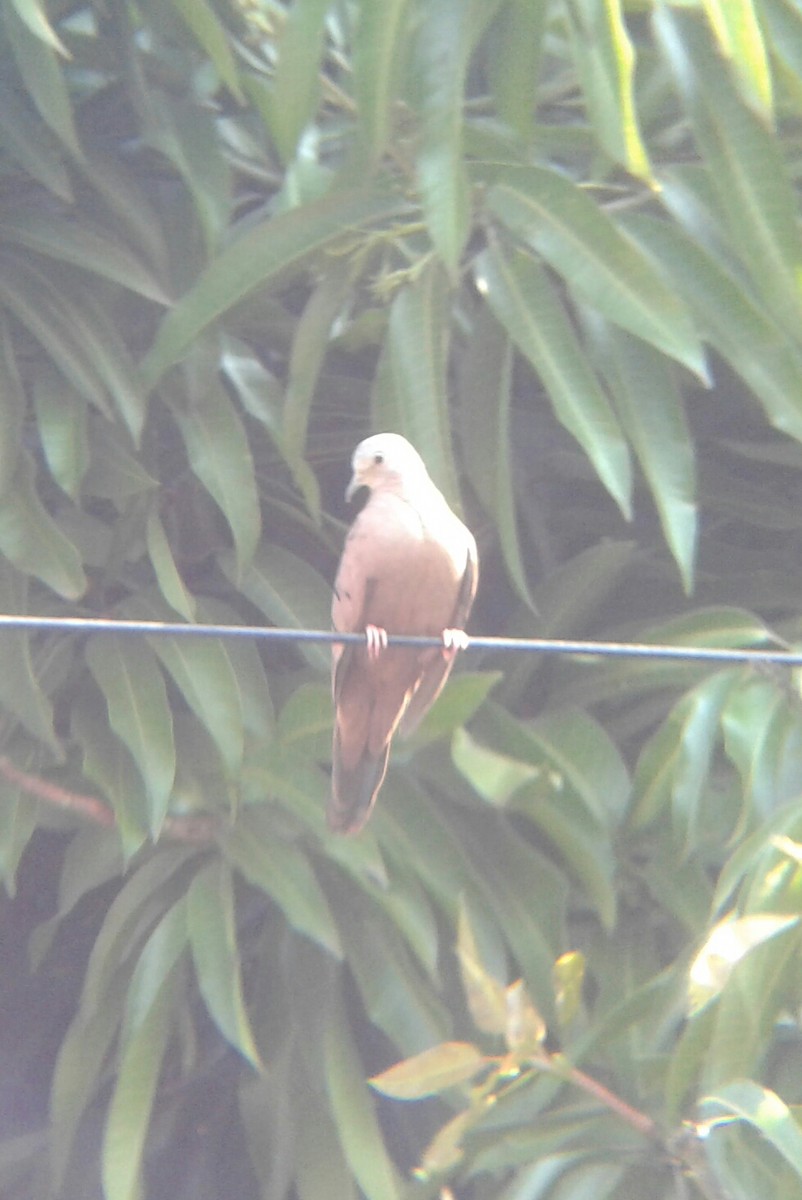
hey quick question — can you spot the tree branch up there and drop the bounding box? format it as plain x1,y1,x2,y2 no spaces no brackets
0,755,219,845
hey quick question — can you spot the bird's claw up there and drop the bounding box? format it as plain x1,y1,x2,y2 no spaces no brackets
442,628,469,661
365,624,389,660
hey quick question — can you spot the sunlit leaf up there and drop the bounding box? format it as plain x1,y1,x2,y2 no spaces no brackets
689,913,799,1012
370,1041,488,1100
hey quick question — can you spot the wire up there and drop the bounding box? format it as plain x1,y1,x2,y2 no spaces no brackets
0,613,795,666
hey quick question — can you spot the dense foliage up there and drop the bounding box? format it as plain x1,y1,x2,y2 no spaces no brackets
3,1,802,1198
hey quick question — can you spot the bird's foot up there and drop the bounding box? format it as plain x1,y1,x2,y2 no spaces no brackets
365,624,389,660
442,628,469,661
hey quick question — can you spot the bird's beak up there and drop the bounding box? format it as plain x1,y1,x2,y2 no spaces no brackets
345,471,361,503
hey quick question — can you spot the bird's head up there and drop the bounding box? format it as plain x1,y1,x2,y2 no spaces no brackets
345,433,429,502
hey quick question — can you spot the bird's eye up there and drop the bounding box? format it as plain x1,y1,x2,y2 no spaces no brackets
373,452,384,464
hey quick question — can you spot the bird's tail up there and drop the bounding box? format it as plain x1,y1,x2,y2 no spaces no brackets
328,734,390,835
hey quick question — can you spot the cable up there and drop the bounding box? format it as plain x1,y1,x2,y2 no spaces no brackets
0,613,795,666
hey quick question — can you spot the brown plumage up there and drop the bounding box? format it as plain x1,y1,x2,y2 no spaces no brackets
329,433,478,835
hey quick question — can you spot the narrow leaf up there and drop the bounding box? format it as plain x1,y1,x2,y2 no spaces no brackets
414,0,472,273
170,0,244,102
171,377,261,573
457,899,508,1036
566,0,651,178
0,316,24,496
3,3,80,155
353,0,409,164
458,309,536,609
86,636,175,834
102,970,176,1200
701,0,773,119
187,860,261,1067
591,321,697,591
145,506,196,622
700,1081,802,1176
324,992,403,1200
223,820,341,956
475,243,632,515
370,1042,488,1100
229,543,331,671
655,6,802,329
0,450,86,599
487,167,705,375
268,0,329,162
387,261,461,505
623,214,802,444
141,187,406,388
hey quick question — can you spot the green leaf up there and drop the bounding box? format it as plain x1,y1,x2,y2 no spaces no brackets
487,166,706,376
410,670,503,746
169,0,244,103
485,0,545,145
32,370,89,500
171,376,261,573
0,207,169,302
0,779,38,894
700,1080,802,1176
414,0,472,273
689,913,799,1012
145,506,197,621
353,0,409,164
452,727,539,807
141,186,406,388
566,0,651,178
267,0,329,162
187,860,261,1068
458,309,537,609
0,78,72,199
324,990,403,1200
86,636,175,835
590,321,698,591
457,898,508,1035
0,316,24,497
223,818,341,956
370,1042,488,1100
229,543,331,671
474,243,632,516
283,259,352,461
3,3,80,156
655,6,802,330
624,213,802,445
9,0,68,55
72,699,149,856
123,897,188,1040
125,592,244,778
0,450,86,599
50,973,128,1194
0,256,146,439
386,261,462,505
632,670,739,843
701,0,773,119
102,967,176,1200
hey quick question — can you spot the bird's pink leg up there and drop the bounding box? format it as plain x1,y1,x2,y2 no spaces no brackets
365,624,389,660
441,628,469,661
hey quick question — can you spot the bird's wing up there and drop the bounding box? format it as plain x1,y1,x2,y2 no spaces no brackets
398,531,478,737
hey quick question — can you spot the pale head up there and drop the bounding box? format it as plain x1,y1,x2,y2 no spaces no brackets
345,433,430,502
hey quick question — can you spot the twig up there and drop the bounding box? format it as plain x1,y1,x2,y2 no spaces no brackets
0,755,218,845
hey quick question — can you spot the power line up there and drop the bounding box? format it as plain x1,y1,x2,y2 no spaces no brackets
0,613,794,666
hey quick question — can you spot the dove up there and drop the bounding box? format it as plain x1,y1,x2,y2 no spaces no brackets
329,433,478,834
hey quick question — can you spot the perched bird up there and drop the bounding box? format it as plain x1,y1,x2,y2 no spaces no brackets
329,433,478,835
